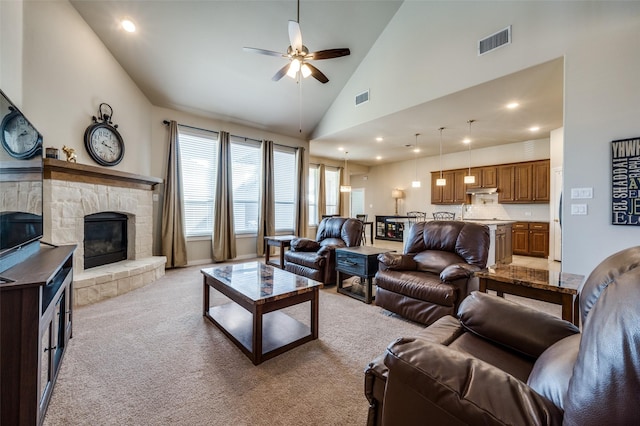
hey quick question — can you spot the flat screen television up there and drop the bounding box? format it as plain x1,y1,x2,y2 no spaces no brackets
0,89,44,273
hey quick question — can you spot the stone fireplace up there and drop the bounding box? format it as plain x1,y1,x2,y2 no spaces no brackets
43,159,166,306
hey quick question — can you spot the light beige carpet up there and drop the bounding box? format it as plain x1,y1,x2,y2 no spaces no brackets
43,262,424,425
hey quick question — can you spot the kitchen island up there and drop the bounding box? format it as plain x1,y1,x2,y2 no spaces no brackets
461,219,515,267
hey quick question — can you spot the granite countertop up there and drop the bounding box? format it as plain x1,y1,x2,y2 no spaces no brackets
460,219,517,225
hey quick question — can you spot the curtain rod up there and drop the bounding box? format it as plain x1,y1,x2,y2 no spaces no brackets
163,120,298,150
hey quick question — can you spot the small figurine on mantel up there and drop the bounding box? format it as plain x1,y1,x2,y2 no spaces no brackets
62,145,77,163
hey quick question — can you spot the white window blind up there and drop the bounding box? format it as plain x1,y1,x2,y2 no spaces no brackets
274,147,296,232
177,127,218,237
325,167,340,215
230,138,261,234
308,165,319,226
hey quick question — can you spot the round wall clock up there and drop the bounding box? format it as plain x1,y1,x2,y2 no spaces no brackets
0,108,43,159
84,103,124,166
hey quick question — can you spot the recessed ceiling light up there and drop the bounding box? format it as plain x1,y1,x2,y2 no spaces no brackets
463,138,471,144
121,18,136,33
506,102,519,109
413,148,420,153
376,156,382,160
529,126,540,132
375,137,383,142
337,147,344,151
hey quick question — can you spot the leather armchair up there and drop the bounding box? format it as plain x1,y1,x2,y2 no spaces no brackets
375,220,490,325
284,217,363,285
365,246,640,426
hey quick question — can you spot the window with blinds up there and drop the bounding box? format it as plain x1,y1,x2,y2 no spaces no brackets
230,138,261,234
177,127,219,237
308,165,319,226
325,167,340,215
274,147,296,232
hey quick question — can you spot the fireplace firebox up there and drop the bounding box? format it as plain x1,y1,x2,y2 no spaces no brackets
84,212,127,269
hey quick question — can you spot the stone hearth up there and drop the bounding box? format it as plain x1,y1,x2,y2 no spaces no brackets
43,159,165,306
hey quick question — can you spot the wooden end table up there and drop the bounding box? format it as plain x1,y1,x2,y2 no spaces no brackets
264,235,296,269
475,265,584,326
335,246,391,304
202,262,322,365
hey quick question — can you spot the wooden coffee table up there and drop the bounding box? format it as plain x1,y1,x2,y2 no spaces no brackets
475,265,584,326
202,261,322,365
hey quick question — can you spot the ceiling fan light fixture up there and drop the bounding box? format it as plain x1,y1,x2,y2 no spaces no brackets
301,63,312,78
287,59,301,78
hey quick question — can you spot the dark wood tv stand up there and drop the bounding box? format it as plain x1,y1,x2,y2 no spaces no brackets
0,243,76,425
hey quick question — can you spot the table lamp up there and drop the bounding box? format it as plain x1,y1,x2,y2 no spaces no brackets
392,189,404,215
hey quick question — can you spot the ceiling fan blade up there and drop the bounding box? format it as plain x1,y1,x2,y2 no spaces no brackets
305,63,329,84
308,48,351,60
243,47,286,58
288,20,303,52
272,63,291,82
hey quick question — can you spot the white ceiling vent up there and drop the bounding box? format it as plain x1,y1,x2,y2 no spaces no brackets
478,26,511,56
355,90,370,106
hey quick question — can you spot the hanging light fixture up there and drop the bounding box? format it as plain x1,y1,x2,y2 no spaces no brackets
340,151,352,193
412,133,421,188
464,119,476,184
436,127,446,186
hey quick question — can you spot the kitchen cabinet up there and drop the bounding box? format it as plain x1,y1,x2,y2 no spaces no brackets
431,171,469,205
498,160,550,203
495,224,513,265
467,166,497,189
512,222,549,257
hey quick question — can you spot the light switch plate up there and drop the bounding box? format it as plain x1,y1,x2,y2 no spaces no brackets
571,204,588,215
571,187,593,199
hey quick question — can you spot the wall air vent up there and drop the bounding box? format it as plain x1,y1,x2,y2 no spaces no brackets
355,90,369,106
478,26,511,56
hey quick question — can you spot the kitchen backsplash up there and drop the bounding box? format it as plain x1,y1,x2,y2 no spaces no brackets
430,194,552,222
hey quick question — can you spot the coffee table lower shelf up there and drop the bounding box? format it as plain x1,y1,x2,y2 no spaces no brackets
205,303,314,364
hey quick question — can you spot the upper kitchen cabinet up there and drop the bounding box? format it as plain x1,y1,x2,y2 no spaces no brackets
431,171,469,205
498,160,550,203
466,166,497,189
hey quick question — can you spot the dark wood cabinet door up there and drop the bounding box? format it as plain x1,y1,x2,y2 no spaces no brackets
497,165,515,202
482,166,497,187
431,171,443,204
532,160,550,202
514,163,533,201
453,170,470,203
512,223,529,255
441,171,456,204
529,230,549,257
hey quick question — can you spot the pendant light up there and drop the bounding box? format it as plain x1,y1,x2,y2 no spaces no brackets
464,119,476,184
436,127,446,186
412,133,421,188
340,151,351,193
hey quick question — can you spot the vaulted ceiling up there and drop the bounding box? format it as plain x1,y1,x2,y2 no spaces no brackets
70,0,563,166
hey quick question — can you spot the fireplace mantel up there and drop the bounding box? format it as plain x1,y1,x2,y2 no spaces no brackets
44,158,162,191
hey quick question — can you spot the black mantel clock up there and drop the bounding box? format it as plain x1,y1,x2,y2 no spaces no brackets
84,102,124,166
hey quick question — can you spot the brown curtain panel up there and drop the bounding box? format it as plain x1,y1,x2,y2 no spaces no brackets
295,147,308,237
161,120,188,268
256,140,275,256
212,131,236,261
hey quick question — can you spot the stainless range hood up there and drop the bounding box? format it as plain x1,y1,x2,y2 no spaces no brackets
466,187,498,195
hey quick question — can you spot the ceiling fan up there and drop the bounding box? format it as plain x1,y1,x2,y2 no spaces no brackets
243,0,350,84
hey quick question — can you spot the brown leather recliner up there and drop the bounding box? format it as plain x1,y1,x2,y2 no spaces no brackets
284,217,362,285
365,246,640,426
375,220,490,325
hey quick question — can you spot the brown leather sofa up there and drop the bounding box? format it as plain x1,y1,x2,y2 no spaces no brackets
375,220,490,325
284,217,362,285
365,246,640,426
